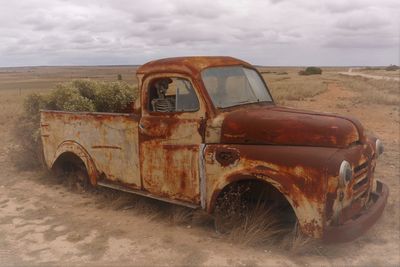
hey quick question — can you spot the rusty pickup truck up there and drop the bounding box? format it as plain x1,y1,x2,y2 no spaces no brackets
40,57,388,242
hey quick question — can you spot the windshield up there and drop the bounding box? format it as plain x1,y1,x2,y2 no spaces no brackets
201,66,273,108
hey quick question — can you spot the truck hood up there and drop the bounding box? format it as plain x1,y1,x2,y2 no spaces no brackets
219,105,364,148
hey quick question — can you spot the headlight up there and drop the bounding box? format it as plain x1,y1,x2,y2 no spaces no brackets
339,160,353,186
376,139,384,158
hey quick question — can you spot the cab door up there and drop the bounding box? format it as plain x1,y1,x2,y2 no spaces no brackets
139,74,206,204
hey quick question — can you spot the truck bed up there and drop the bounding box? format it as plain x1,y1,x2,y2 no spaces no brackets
40,110,141,187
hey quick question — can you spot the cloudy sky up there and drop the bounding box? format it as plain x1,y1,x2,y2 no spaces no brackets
0,0,399,67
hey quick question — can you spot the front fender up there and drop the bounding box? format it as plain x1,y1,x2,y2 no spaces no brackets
204,144,339,238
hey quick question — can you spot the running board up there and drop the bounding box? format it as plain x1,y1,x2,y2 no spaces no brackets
97,181,200,209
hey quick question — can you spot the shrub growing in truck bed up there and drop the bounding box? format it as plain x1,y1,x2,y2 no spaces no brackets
12,80,138,170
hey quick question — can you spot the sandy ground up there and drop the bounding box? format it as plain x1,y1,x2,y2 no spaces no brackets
0,81,399,266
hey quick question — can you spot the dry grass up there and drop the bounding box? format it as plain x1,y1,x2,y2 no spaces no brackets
213,182,303,249
168,207,193,225
279,222,316,255
0,66,138,91
337,74,400,106
227,203,285,247
359,68,400,78
264,71,332,103
216,195,315,251
45,170,306,250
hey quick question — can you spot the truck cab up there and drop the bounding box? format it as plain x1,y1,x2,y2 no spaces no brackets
41,56,388,242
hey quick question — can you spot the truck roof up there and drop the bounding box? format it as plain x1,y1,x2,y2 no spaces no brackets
137,56,252,77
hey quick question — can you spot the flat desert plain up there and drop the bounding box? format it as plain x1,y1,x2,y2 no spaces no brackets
0,66,399,266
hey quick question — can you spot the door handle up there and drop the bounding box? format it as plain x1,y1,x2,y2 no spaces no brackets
139,121,165,138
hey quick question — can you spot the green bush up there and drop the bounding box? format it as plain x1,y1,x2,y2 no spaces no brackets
12,80,138,170
93,82,135,112
72,80,98,100
299,67,322,76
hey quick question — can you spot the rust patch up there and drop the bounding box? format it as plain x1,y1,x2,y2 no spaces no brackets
220,105,361,148
137,56,253,79
301,219,322,237
326,191,337,220
41,111,140,186
215,147,240,167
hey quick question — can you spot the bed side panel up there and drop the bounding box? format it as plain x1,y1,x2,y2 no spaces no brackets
40,111,141,187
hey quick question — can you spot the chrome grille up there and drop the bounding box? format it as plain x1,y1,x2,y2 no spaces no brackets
352,160,370,198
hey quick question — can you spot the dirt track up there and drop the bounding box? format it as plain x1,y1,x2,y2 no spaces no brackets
0,82,399,266
339,69,400,81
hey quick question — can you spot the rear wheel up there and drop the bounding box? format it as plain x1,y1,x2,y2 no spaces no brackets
52,152,90,191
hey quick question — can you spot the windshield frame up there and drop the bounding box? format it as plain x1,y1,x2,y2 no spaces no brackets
200,65,275,110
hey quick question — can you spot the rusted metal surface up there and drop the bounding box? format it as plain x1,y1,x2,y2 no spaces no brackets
41,111,141,187
41,56,388,242
323,181,389,243
203,144,338,238
219,105,362,148
324,135,378,226
138,73,207,204
137,56,252,79
136,57,257,117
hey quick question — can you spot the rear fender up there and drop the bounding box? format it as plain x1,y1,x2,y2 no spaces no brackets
51,140,98,185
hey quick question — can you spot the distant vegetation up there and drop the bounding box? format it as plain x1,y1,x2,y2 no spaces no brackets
363,65,400,71
385,65,400,71
298,67,322,76
364,66,382,70
11,80,138,170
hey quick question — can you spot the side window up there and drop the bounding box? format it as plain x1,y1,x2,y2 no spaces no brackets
148,77,200,112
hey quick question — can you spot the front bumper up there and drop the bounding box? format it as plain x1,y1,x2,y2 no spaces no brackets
323,180,389,243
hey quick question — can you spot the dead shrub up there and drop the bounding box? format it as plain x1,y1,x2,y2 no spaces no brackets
10,93,47,170
109,193,137,211
279,222,315,255
214,183,251,233
11,80,138,170
227,203,285,246
191,210,214,227
132,198,165,221
168,207,193,225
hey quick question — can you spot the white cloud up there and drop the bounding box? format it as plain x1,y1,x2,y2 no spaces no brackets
0,0,398,66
